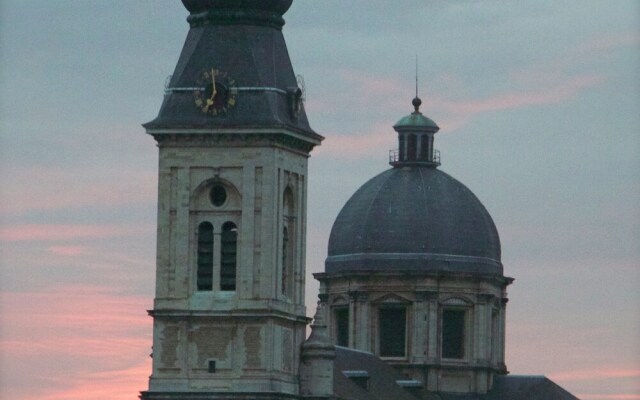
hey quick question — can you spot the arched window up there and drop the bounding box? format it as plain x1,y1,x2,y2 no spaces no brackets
281,187,295,297
334,307,349,347
282,226,289,295
197,222,214,291
442,309,466,359
220,221,237,291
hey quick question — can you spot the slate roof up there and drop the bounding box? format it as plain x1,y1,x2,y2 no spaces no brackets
144,2,320,142
481,375,580,400
333,346,418,400
326,166,502,275
333,347,580,400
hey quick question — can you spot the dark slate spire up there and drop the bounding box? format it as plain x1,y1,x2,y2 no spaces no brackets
144,0,321,143
390,97,440,167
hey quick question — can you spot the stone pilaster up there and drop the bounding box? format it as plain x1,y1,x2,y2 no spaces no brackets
349,291,370,352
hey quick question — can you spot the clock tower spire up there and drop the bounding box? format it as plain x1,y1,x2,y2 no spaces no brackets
141,1,322,399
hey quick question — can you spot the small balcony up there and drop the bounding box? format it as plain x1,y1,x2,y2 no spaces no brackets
389,148,440,166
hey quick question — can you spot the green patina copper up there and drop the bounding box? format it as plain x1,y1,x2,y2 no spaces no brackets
393,112,439,130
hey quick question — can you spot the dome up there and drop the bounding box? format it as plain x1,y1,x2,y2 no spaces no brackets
394,113,439,130
326,166,502,275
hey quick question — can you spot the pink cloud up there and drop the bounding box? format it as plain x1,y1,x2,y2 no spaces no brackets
434,74,605,116
18,360,152,400
1,286,152,400
315,124,395,159
0,223,152,242
47,245,88,255
313,72,605,160
0,165,156,216
575,31,640,55
550,368,640,382
578,396,640,400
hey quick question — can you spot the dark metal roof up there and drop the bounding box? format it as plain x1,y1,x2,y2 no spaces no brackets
182,0,293,16
326,166,502,275
484,375,580,400
333,347,418,400
332,347,579,400
436,376,580,400
144,7,320,142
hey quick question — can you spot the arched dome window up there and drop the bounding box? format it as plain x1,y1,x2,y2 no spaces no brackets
196,222,214,291
442,308,466,359
379,307,407,357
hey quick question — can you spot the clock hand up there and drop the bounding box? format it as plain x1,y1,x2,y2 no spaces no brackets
210,69,217,100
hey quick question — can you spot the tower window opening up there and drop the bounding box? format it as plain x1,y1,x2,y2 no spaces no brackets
220,221,237,291
196,222,214,291
282,226,289,295
208,360,216,373
281,187,295,297
420,135,429,160
442,309,466,359
379,307,406,357
407,134,417,161
334,307,349,347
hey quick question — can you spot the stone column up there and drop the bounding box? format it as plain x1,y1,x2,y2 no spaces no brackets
174,168,190,299
239,165,255,299
350,291,370,352
412,291,433,363
425,291,439,361
424,291,439,392
498,298,508,371
476,294,495,361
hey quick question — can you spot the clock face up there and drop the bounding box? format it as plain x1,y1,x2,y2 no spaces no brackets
194,68,237,116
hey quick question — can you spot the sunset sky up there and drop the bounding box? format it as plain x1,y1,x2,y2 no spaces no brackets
0,1,638,399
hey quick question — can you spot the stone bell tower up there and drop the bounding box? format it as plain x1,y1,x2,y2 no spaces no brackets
140,1,322,399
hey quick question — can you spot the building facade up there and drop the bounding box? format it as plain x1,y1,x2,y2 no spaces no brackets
140,2,579,399
140,1,322,398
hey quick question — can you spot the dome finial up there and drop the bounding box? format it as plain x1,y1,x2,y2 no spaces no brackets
412,96,422,113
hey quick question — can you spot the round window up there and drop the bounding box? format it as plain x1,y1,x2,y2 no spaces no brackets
210,184,227,207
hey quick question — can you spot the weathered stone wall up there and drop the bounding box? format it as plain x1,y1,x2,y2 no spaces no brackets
147,135,312,395
316,271,510,394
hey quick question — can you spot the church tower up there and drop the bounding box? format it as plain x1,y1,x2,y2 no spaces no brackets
140,1,322,399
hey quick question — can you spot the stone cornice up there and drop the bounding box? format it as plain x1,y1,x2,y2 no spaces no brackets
313,271,513,287
148,308,311,324
148,128,322,156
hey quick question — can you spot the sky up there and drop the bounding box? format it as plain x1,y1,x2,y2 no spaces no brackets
0,1,638,399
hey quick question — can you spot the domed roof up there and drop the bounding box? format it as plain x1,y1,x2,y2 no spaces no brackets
394,113,439,130
326,166,502,275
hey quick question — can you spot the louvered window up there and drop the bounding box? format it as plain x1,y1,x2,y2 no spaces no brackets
282,226,289,295
220,221,237,291
196,222,214,291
